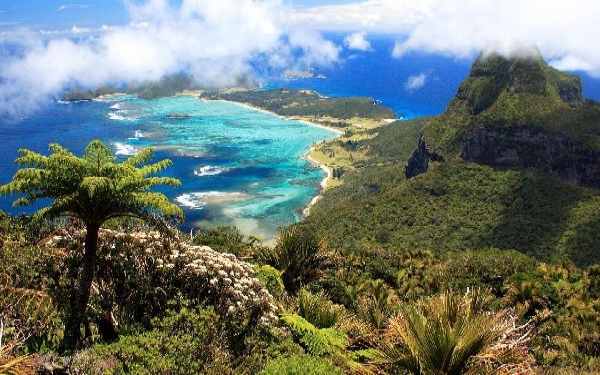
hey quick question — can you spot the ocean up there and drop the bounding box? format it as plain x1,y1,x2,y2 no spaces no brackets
2,34,600,241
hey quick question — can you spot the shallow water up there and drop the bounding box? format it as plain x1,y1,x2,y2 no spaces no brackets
0,96,338,241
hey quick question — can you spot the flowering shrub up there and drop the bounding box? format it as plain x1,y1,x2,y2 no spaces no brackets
164,242,279,327
46,227,278,336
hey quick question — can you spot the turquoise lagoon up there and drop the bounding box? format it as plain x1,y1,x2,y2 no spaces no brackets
0,96,339,241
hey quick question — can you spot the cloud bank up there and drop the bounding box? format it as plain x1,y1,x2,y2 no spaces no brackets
0,0,339,117
293,0,600,77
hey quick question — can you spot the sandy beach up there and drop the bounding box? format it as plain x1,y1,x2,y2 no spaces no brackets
302,149,334,217
220,100,344,136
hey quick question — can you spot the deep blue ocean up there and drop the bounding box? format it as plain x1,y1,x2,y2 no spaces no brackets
2,34,600,241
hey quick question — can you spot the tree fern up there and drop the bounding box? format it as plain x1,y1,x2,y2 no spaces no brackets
0,139,182,350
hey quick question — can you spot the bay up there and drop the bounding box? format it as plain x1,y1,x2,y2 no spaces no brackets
0,96,339,241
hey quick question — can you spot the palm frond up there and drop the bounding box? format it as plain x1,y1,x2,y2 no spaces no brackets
377,289,536,375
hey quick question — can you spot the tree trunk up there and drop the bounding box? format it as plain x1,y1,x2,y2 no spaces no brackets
62,224,100,351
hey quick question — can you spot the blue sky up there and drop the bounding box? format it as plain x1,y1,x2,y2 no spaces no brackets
0,0,356,30
0,0,123,30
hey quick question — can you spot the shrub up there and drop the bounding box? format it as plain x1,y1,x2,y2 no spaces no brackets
281,314,348,356
255,265,285,299
260,354,344,375
297,289,346,329
93,307,224,375
254,227,330,294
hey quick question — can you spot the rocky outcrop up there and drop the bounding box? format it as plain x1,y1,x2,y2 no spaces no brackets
418,48,600,190
461,126,600,189
404,136,444,179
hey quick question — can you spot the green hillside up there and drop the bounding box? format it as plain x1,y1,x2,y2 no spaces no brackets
304,118,600,267
303,52,600,267
423,50,600,156
200,88,396,121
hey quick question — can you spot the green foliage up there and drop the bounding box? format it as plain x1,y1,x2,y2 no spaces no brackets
365,117,431,163
254,227,330,294
378,288,534,375
94,307,224,375
255,265,285,299
307,161,600,267
297,289,346,329
0,140,182,225
259,354,344,375
356,279,398,330
201,89,396,120
192,225,256,256
431,249,538,295
281,314,348,356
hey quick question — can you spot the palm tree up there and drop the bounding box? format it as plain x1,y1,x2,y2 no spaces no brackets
0,140,183,350
503,279,548,318
254,226,330,294
358,279,397,330
377,288,535,375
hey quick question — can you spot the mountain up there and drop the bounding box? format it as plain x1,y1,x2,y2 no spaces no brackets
304,50,600,267
415,49,600,188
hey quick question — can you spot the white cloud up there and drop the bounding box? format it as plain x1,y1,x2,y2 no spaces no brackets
0,0,340,117
404,72,427,91
344,32,371,51
289,0,436,33
58,4,89,11
293,0,600,77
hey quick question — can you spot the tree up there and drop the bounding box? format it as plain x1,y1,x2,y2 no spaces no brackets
377,288,537,375
0,140,183,350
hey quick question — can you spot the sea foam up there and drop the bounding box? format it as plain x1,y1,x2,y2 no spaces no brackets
107,110,137,121
113,142,139,156
176,191,244,209
193,165,227,177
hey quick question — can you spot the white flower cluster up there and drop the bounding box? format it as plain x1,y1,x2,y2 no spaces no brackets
166,244,279,327
45,227,278,327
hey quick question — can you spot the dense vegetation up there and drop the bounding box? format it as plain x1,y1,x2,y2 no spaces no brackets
200,88,396,122
423,50,600,156
3,54,600,374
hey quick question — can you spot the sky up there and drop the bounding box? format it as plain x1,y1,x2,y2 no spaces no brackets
1,0,600,116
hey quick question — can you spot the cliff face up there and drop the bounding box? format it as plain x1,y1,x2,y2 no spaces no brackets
461,126,600,189
408,49,600,189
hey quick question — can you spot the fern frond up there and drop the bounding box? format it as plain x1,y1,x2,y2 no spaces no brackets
14,149,48,167
139,158,174,176
81,176,113,198
124,147,154,166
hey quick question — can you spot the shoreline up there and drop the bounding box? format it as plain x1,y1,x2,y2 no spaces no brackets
302,149,333,218
205,99,342,218
217,99,344,136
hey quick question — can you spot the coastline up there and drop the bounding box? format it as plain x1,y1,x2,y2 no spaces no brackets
206,99,342,218
302,149,333,217
217,99,344,136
